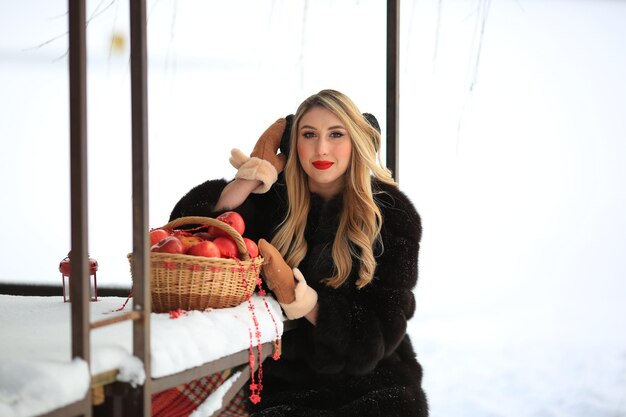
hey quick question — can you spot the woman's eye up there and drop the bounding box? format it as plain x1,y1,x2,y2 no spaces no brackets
330,131,344,138
302,131,316,139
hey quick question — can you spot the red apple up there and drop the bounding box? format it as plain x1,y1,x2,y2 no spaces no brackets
243,237,259,258
187,240,221,258
208,211,245,237
177,235,203,252
213,236,239,259
151,236,184,254
172,229,192,238
149,228,170,246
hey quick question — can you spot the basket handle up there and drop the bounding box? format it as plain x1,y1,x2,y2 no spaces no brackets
162,216,251,261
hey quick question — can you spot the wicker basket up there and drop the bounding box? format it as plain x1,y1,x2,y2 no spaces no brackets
128,216,263,313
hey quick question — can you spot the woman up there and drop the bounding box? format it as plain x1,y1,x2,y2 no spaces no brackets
169,89,428,416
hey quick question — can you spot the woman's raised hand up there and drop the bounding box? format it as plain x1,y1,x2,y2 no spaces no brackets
229,118,287,194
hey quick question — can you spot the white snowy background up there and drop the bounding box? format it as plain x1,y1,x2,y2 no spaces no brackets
1,0,625,416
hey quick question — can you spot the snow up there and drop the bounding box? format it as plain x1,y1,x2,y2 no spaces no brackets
1,0,626,416
410,306,626,417
0,358,89,417
190,371,244,417
0,294,283,417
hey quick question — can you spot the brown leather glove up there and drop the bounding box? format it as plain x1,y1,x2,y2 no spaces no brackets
258,239,318,319
249,118,287,172
229,118,287,194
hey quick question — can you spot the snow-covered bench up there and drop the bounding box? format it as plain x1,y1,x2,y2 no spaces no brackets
0,294,284,417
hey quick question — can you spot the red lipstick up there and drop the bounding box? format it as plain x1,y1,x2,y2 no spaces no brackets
312,160,334,170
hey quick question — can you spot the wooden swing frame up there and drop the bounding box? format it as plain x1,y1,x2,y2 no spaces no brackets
37,1,400,416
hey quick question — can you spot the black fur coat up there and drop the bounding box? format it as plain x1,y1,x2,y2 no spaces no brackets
169,175,428,417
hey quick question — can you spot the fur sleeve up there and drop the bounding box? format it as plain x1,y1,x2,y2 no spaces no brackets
309,183,422,375
168,176,288,242
169,178,230,221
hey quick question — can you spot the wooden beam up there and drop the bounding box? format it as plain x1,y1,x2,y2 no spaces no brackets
68,0,92,415
386,0,400,182
90,311,142,330
150,342,276,393
129,0,151,415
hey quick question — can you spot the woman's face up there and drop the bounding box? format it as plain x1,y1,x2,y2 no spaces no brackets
296,106,353,199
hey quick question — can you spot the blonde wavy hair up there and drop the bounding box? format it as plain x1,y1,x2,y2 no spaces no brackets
271,89,397,289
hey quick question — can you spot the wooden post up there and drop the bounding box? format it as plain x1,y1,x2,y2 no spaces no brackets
68,0,92,415
129,0,152,415
386,0,400,182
